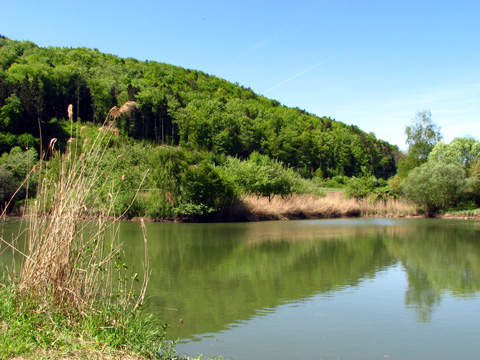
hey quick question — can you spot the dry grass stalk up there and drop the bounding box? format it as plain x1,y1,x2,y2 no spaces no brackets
67,104,73,121
357,197,416,217
241,193,360,221
13,109,149,314
165,191,174,205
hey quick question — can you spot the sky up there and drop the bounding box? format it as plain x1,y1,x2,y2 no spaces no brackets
1,0,479,149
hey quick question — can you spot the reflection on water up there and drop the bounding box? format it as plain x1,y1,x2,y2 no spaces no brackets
2,218,480,360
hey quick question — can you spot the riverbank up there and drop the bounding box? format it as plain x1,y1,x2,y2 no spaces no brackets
151,192,419,222
6,192,480,224
182,193,480,222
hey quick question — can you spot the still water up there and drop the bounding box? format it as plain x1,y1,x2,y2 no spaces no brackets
3,218,480,359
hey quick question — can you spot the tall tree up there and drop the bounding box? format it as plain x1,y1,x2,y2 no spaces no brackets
405,110,443,162
398,110,443,177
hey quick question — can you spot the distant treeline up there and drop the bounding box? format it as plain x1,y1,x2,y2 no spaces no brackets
0,37,399,179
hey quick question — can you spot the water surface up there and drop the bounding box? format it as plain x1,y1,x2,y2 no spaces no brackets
120,218,480,360
2,218,479,359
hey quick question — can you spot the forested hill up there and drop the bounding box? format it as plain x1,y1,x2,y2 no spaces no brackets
0,37,398,179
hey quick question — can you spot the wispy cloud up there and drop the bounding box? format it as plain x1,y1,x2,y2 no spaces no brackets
220,31,283,74
263,55,337,94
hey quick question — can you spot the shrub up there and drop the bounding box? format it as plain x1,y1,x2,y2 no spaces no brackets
179,160,237,215
222,152,296,200
345,171,377,200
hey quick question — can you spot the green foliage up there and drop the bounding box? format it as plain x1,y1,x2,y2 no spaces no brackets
0,93,23,132
291,176,327,197
0,132,39,155
464,159,480,206
0,166,15,205
387,174,404,198
148,146,237,218
401,162,466,214
428,137,480,168
344,168,378,199
321,175,349,189
405,110,443,162
0,281,173,359
0,146,38,208
0,38,399,180
221,152,297,200
178,160,236,215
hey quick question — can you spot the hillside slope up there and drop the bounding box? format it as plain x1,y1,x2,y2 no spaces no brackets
0,37,398,179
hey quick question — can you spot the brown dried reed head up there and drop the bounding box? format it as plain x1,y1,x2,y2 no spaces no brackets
67,104,73,121
165,191,174,205
119,101,139,117
107,101,138,120
48,138,58,157
108,106,121,120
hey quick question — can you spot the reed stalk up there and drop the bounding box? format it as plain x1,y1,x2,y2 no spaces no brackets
3,103,149,316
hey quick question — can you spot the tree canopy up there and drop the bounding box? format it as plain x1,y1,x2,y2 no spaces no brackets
0,37,399,180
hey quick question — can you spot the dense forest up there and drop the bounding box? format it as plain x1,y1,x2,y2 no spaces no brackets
1,36,479,219
0,37,398,178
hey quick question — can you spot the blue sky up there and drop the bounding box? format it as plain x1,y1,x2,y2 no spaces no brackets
2,0,479,149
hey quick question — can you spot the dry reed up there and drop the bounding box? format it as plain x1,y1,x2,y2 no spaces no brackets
357,197,417,217
239,191,416,221
6,103,149,315
107,101,138,120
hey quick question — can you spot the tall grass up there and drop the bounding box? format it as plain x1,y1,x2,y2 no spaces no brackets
238,193,359,221
17,111,149,314
357,197,417,217
0,105,170,359
236,192,417,221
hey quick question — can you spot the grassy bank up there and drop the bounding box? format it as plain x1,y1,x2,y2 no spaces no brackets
0,280,171,360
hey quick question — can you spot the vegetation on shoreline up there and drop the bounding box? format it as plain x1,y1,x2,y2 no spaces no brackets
0,116,175,359
1,37,480,221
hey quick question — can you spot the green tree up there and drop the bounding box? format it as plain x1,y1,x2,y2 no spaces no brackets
0,94,23,133
401,161,465,214
0,146,38,207
428,137,480,168
399,110,442,177
222,152,296,200
0,166,15,206
178,160,236,216
464,159,480,206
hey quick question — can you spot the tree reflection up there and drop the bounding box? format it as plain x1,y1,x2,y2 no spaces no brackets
404,268,441,322
387,220,480,322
